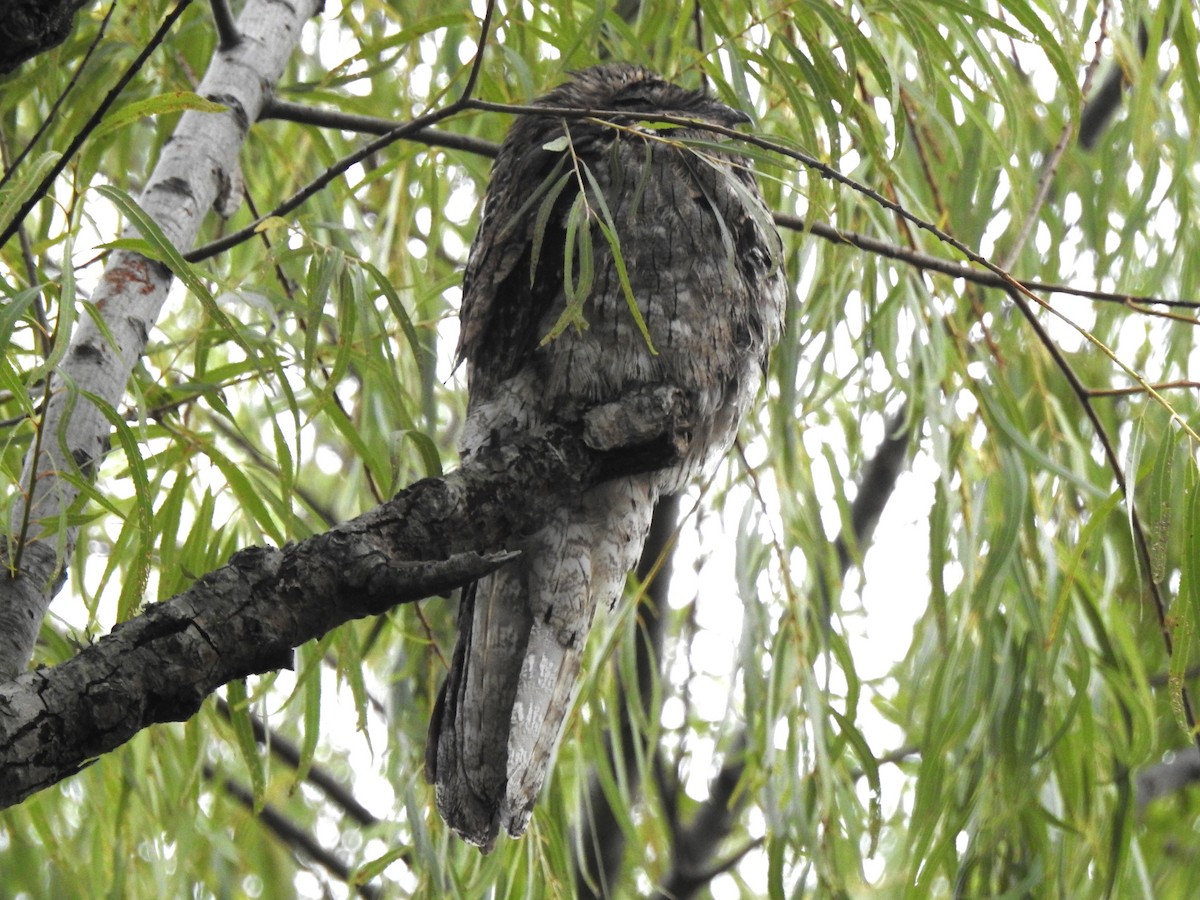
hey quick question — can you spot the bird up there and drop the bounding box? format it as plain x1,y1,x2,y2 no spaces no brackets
425,62,787,852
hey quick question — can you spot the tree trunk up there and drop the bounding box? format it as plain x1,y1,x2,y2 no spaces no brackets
0,0,324,678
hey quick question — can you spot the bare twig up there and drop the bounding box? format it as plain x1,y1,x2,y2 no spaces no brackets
187,0,498,264
260,97,502,156
1088,380,1200,399
205,764,382,900
242,98,1200,313
1004,286,1200,754
213,698,378,827
774,213,1200,310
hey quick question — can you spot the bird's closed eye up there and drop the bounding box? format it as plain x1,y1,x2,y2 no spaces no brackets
610,84,664,111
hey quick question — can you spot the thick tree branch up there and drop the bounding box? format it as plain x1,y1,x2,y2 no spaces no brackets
654,734,749,900
1137,747,1200,813
1080,21,1150,150
0,421,690,811
833,404,911,576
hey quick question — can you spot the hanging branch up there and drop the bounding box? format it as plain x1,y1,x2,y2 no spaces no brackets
245,99,1198,311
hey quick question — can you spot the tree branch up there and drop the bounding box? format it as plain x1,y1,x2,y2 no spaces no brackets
1136,747,1200,813
1080,20,1150,150
213,697,379,828
260,97,502,158
205,764,381,900
833,404,911,577
0,421,690,810
245,100,1200,312
654,733,749,900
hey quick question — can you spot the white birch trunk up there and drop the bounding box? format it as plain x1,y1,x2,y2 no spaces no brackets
0,0,324,678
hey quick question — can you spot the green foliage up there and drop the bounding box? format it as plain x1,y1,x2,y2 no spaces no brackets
3,0,1200,896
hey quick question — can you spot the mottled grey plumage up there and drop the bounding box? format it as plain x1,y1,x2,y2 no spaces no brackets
426,63,786,851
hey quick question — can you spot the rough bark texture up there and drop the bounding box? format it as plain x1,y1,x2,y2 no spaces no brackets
0,0,90,75
0,0,323,679
0,424,687,811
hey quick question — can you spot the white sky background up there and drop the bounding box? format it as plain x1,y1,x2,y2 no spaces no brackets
43,2,1198,897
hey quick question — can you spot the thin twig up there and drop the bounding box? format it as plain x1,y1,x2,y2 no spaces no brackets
186,0,497,264
232,98,1200,312
260,97,502,156
457,0,495,104
1088,380,1200,399
205,764,383,899
777,212,1200,309
10,371,56,573
1004,286,1200,754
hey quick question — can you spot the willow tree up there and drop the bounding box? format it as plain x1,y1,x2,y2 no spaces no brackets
2,1,1198,897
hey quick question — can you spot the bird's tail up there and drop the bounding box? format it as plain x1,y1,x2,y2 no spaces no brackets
427,477,655,851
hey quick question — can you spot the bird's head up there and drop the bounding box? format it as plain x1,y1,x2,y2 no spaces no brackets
542,63,752,130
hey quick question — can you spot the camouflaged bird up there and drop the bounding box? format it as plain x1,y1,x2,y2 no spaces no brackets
426,63,786,851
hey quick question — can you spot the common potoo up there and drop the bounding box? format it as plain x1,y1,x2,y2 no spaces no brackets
426,63,786,851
